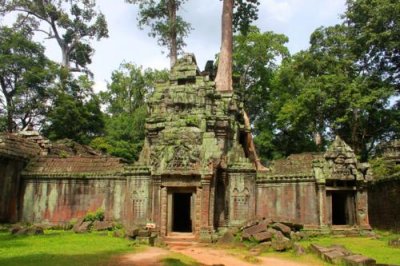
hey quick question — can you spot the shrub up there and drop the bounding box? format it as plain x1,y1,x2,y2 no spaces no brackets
83,209,105,222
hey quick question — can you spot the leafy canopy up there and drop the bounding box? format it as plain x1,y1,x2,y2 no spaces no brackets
1,0,109,72
0,26,55,132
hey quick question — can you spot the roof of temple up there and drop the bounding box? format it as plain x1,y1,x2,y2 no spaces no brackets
0,133,41,160
22,156,125,177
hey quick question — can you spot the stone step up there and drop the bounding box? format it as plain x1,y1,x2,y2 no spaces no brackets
164,232,197,249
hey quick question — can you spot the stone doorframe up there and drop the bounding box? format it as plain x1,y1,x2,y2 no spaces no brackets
166,187,197,234
154,174,215,239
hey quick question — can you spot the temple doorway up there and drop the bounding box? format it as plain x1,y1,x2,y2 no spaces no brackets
331,191,356,225
172,192,193,232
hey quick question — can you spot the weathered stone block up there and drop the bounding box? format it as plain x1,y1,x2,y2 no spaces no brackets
93,221,113,231
242,222,267,237
389,238,400,248
342,255,376,266
271,236,291,251
271,222,291,236
74,221,92,233
323,250,347,264
253,231,273,242
218,231,235,244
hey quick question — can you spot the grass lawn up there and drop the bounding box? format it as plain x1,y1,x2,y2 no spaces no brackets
299,231,400,265
0,230,141,266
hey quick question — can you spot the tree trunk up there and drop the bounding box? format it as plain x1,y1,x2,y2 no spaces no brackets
215,0,233,92
61,46,69,69
168,0,177,68
5,97,13,133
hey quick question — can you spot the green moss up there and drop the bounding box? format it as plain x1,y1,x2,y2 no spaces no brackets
185,115,200,127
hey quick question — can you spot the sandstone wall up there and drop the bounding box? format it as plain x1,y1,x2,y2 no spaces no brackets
0,159,25,223
20,176,151,226
256,182,319,226
368,177,400,232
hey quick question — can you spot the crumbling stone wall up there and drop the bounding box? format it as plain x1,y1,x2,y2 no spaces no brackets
21,178,129,224
0,159,25,222
0,134,40,222
368,177,400,232
19,157,151,226
256,181,319,225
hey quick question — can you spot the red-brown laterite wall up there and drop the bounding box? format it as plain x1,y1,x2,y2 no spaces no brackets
256,182,319,225
368,178,400,232
0,159,25,223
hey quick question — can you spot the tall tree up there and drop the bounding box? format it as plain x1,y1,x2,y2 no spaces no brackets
127,0,191,67
1,0,109,73
215,0,259,92
233,26,289,120
262,25,398,161
42,74,104,144
0,26,55,132
345,0,400,91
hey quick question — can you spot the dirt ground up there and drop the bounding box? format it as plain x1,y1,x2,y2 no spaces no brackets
110,245,316,266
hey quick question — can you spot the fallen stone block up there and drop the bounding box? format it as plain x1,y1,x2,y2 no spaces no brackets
253,231,273,242
323,249,347,264
218,231,235,244
309,243,332,257
271,222,291,237
242,222,267,237
74,221,92,233
389,238,400,248
93,221,113,231
342,254,376,266
271,236,291,251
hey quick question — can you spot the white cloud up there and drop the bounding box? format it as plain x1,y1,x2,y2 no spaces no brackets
263,0,295,23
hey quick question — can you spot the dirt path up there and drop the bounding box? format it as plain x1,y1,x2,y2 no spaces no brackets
169,245,312,266
110,244,317,266
108,247,168,266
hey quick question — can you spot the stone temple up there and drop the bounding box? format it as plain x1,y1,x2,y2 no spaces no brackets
0,54,372,240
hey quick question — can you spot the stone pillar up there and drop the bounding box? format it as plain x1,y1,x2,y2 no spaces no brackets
356,184,371,229
200,175,212,241
152,176,161,234
160,186,168,237
317,183,328,227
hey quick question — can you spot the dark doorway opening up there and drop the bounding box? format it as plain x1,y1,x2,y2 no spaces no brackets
332,192,346,225
173,193,192,232
332,192,355,225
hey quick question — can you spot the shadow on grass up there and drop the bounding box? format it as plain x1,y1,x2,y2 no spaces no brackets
0,252,119,266
162,258,194,266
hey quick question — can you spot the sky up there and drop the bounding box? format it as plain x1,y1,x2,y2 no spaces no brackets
1,0,347,92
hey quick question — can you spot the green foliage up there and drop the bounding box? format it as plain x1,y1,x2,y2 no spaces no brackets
83,209,105,222
233,0,260,35
2,0,109,71
370,157,400,179
0,26,55,132
0,230,137,266
233,26,289,122
254,20,399,161
91,63,168,162
127,0,191,60
345,0,400,91
42,74,104,144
